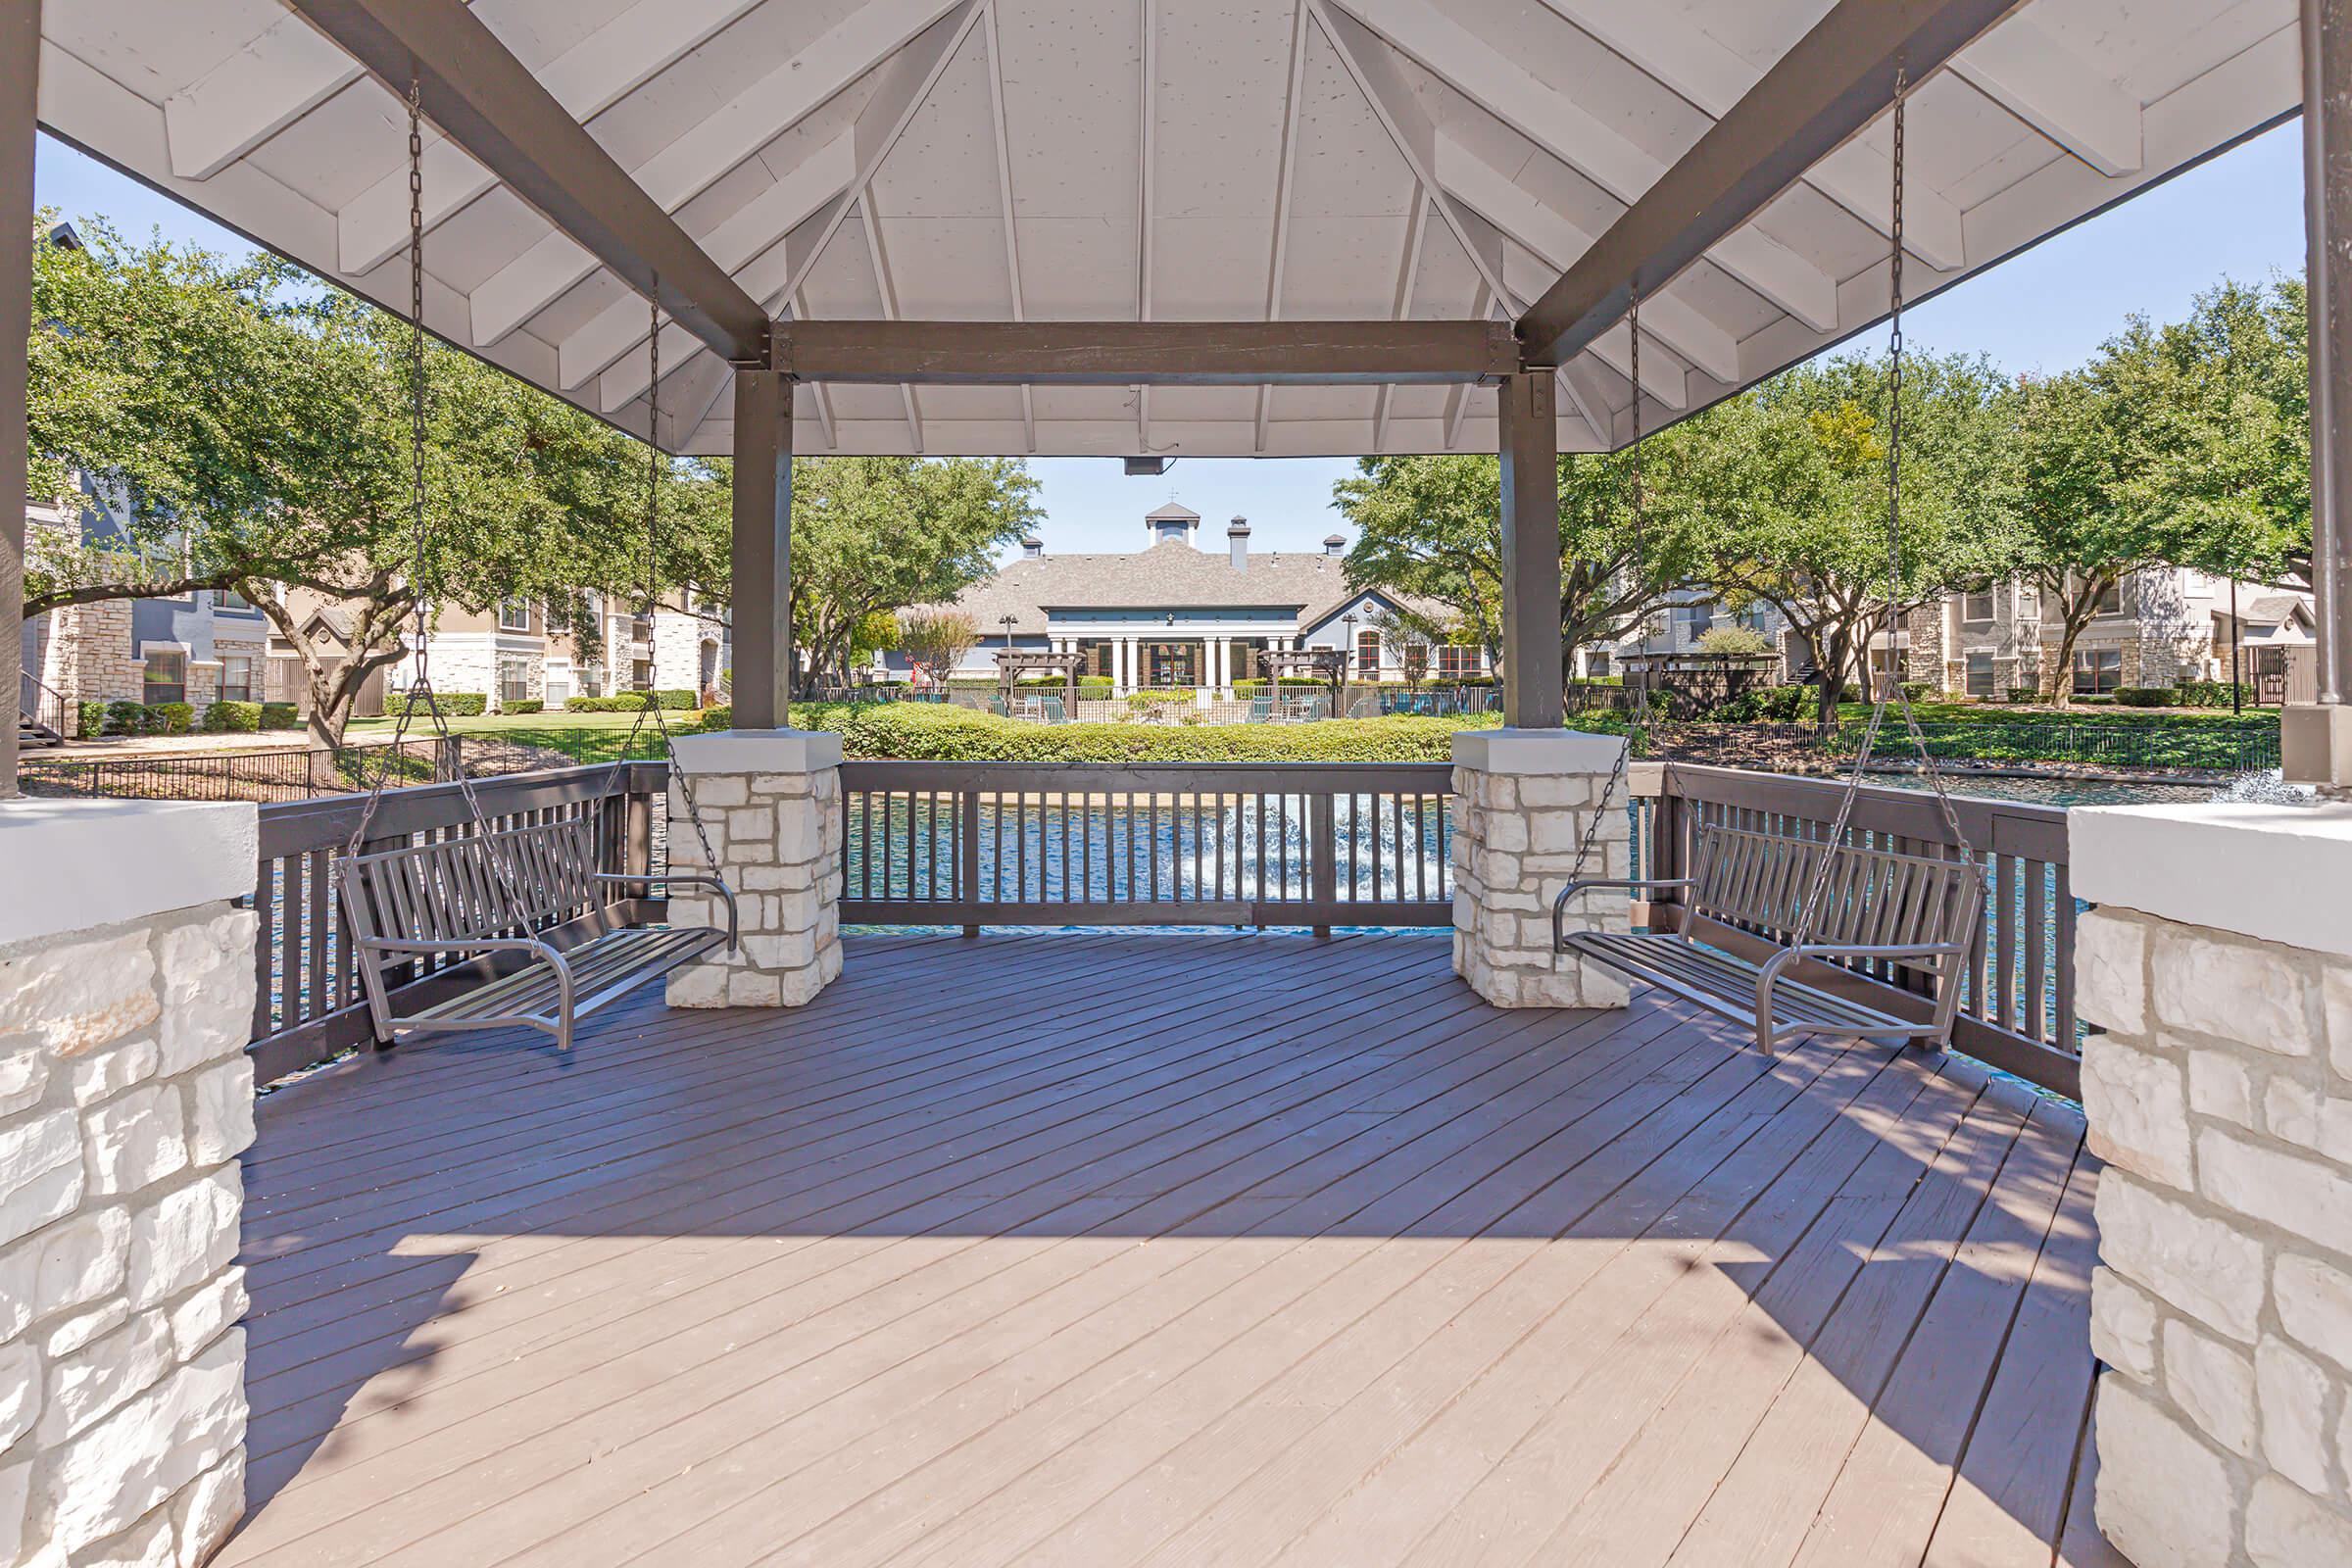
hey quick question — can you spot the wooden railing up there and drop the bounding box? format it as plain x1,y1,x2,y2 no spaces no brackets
839,760,1455,932
243,761,664,1085
1637,763,2081,1098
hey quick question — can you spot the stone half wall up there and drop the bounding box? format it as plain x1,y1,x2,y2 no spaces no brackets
1449,729,1631,1009
2078,906,2352,1566
662,731,844,1009
0,811,258,1567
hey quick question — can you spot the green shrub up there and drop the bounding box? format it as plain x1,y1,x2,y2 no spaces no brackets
2006,687,2041,704
2172,679,2249,709
1232,677,1335,696
1900,681,1934,703
148,702,194,734
201,701,262,733
103,700,148,735
75,700,104,738
503,699,544,714
807,702,1496,762
1743,684,1810,722
382,691,487,717
700,704,732,730
562,689,693,712
259,702,301,730
2112,687,2173,708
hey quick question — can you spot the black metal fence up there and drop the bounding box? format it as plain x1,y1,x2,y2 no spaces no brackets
19,739,456,803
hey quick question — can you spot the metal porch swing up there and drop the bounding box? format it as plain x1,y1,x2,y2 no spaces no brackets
335,78,736,1054
1552,69,1987,1057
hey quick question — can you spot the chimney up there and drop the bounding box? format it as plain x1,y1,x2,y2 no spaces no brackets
1323,533,1347,559
1227,515,1250,570
1020,535,1044,560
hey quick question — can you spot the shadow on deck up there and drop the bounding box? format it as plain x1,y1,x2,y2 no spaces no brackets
219,930,2118,1568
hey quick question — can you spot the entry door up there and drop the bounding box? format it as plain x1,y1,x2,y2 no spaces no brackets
1150,642,1198,687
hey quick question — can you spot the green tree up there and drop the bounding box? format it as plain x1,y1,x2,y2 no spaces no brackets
1707,349,2014,722
767,458,1041,692
24,219,721,745
897,609,981,688
1332,442,1712,687
2004,280,2310,705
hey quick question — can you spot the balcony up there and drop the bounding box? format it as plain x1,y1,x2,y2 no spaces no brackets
220,928,2100,1568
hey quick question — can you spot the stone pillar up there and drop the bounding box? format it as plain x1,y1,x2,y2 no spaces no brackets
0,798,259,1568
1449,729,1630,1009
2075,802,2352,1567
662,730,844,1009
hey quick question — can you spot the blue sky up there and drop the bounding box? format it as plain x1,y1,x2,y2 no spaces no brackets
36,118,2313,560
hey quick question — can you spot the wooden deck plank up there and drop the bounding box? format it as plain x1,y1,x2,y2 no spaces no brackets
214,933,2116,1568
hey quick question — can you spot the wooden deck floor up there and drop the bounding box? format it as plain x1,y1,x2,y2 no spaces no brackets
223,931,2119,1568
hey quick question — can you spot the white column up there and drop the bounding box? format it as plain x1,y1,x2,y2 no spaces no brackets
1124,636,1141,692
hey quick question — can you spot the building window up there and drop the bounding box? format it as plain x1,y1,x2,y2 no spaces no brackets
143,650,186,706
498,598,532,632
1355,629,1381,677
544,600,570,632
2092,580,2126,617
2073,647,2123,695
1402,643,1429,682
498,655,533,705
1438,644,1483,680
218,655,257,704
1965,651,1994,698
1962,588,1994,624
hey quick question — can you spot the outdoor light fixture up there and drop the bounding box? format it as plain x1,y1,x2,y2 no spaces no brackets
1124,457,1173,476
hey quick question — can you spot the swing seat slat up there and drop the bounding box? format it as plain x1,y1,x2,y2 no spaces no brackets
1553,821,1983,1056
338,816,737,1053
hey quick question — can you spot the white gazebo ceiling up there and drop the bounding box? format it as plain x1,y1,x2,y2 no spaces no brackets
40,0,2300,457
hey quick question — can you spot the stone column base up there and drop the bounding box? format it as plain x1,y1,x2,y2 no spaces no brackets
2074,802,2352,1567
662,730,844,1009
1449,729,1631,1009
0,799,261,1568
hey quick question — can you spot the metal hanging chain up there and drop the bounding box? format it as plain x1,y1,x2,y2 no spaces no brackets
342,78,523,897
1565,289,1648,888
609,294,724,878
1788,66,1976,949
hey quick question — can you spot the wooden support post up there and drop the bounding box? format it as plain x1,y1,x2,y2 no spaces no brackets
0,1,38,799
1497,370,1564,730
730,366,793,730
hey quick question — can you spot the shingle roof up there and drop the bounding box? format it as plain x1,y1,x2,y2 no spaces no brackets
933,539,1441,636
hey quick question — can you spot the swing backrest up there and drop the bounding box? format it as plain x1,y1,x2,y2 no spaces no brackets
340,817,606,950
1688,821,1982,959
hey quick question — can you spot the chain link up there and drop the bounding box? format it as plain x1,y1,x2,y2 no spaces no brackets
1565,289,1649,889
607,292,724,878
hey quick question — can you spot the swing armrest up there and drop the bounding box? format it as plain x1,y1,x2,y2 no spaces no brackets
1552,877,1695,947
354,936,577,1020
1764,939,1971,966
593,874,740,949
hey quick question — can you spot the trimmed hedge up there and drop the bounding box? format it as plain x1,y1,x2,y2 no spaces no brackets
812,703,1498,761
103,700,147,736
564,689,694,712
75,701,103,738
382,691,487,717
2111,687,2173,707
503,699,544,714
201,701,262,734
260,702,300,730
149,702,194,735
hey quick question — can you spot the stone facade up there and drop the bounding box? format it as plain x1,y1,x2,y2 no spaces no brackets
2080,903,2352,1567
662,731,845,1009
1449,729,1631,1009
0,803,258,1568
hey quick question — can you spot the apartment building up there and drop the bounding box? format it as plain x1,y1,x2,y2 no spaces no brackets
1903,566,2315,698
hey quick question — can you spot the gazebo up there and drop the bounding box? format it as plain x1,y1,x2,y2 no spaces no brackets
1257,645,1348,709
992,646,1083,712
10,8,2352,1568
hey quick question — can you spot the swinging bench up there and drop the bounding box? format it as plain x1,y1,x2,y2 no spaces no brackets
1550,70,1986,1057
336,79,735,1054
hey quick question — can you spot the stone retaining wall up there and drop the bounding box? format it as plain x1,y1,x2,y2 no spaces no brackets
0,863,256,1566
2080,906,2352,1566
